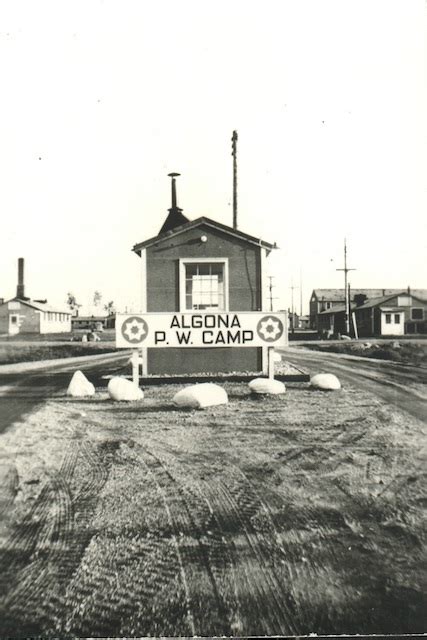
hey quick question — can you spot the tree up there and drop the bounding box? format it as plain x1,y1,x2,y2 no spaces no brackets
66,292,81,316
104,300,115,315
93,291,102,307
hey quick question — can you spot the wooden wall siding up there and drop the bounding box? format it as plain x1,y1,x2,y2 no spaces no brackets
146,224,262,312
144,223,263,375
147,346,261,375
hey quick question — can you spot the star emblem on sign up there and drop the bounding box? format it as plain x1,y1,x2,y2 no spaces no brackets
121,316,148,344
256,315,284,342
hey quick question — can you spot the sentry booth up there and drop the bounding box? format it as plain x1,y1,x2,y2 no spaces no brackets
127,174,287,375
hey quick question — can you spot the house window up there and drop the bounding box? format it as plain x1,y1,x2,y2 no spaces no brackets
326,302,332,309
397,295,411,306
180,259,228,311
10,315,17,324
385,313,392,324
394,314,400,324
412,308,424,320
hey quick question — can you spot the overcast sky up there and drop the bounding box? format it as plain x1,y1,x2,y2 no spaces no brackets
0,0,425,314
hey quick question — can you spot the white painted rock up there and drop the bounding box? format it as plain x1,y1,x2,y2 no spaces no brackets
340,334,352,341
108,377,144,401
310,373,341,391
173,383,228,409
273,352,282,363
248,378,286,395
67,371,95,397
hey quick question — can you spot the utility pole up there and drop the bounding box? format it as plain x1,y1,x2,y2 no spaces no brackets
336,238,356,335
231,130,238,229
289,279,298,332
299,268,303,318
267,276,278,312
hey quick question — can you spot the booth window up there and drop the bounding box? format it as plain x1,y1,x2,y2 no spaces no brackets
385,313,392,324
180,259,228,311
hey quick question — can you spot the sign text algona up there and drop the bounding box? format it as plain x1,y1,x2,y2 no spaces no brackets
116,312,288,348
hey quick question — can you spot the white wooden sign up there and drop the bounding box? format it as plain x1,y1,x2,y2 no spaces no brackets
116,312,288,348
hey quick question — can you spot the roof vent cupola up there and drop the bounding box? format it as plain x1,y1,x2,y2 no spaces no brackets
158,172,190,235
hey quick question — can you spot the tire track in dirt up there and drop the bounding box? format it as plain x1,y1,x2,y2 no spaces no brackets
119,436,245,635
143,447,244,635
207,476,294,635
226,465,354,632
0,438,114,635
62,533,185,637
0,462,19,519
136,450,196,637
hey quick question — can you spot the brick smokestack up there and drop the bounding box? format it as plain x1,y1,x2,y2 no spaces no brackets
17,258,25,298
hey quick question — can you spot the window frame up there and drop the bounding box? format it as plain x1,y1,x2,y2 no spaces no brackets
394,314,401,324
385,313,392,324
179,257,229,312
411,308,424,320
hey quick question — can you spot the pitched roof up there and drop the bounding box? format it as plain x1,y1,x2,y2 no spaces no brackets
2,298,72,314
133,216,275,255
318,292,427,315
158,207,190,235
356,293,427,310
312,288,427,302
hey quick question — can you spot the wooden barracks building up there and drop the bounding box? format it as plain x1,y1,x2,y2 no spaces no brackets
132,173,277,375
0,258,71,335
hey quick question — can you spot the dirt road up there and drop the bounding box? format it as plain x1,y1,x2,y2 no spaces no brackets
0,351,129,433
0,352,425,636
279,346,427,422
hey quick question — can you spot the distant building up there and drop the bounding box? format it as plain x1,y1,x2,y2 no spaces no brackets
317,291,427,337
0,298,71,335
286,312,310,332
71,314,116,331
71,316,107,331
310,288,427,330
0,258,71,335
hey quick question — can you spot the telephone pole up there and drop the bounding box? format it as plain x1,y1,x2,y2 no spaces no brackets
336,238,356,334
267,276,278,312
289,279,299,332
231,130,238,229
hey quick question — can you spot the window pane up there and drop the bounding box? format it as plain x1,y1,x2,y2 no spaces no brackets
394,314,400,323
198,263,210,276
186,264,197,277
184,262,225,311
385,314,391,323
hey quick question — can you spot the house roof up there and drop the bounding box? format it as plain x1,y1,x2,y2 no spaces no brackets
2,297,71,314
133,216,276,255
71,315,108,322
312,288,427,302
318,292,427,315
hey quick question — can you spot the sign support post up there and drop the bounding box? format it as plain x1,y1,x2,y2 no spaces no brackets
131,349,139,387
268,347,275,380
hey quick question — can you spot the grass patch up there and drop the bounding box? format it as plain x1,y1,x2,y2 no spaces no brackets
304,341,427,366
0,330,118,364
0,342,119,365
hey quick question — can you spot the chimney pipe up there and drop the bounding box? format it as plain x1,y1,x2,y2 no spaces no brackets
168,173,180,209
17,258,25,299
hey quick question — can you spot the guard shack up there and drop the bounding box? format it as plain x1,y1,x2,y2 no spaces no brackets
132,174,279,375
